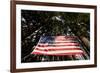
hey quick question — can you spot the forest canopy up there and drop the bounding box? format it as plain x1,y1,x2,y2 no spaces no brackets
21,10,90,62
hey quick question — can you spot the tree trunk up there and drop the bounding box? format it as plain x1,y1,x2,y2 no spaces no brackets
80,36,90,48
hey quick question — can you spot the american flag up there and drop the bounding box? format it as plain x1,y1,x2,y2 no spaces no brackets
31,36,84,56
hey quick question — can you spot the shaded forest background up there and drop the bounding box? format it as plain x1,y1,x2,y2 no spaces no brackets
21,10,90,62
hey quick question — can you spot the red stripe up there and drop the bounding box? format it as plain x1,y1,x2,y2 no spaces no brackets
32,52,83,56
40,41,78,43
54,41,78,43
38,43,80,46
65,36,77,38
55,38,76,40
35,46,80,49
55,36,77,38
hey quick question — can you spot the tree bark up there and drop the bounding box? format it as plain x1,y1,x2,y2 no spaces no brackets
80,36,90,48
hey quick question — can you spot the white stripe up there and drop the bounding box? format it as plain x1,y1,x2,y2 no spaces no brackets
35,46,80,50
33,49,83,54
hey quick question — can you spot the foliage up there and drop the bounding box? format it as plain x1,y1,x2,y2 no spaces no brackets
21,10,90,62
